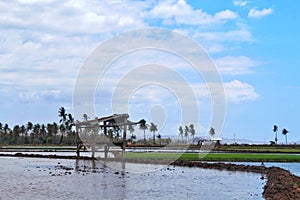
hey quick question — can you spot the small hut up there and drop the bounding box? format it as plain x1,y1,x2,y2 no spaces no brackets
75,114,145,158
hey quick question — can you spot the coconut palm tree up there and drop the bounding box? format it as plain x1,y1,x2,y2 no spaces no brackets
12,125,21,144
53,122,58,133
189,124,196,144
46,123,54,144
40,124,47,144
209,127,216,138
139,119,148,144
184,125,189,143
26,122,33,143
128,124,135,134
58,107,67,124
27,122,33,133
273,125,278,144
178,126,184,143
4,123,9,133
20,125,26,135
150,122,158,144
157,134,162,145
282,128,289,144
83,113,89,121
0,122,3,143
128,124,135,142
20,125,27,144
67,113,75,132
59,123,65,144
0,122,2,141
2,124,9,144
52,122,59,144
33,124,41,144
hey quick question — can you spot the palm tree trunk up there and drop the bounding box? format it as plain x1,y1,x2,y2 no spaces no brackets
144,130,146,145
286,134,287,144
192,135,194,144
153,132,155,144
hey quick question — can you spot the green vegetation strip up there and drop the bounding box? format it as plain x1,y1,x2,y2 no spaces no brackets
125,152,300,162
216,145,300,153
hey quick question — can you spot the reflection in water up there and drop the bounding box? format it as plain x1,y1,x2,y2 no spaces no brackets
74,159,128,199
91,159,96,173
0,157,265,200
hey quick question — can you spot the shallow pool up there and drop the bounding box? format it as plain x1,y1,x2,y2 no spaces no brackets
0,157,265,199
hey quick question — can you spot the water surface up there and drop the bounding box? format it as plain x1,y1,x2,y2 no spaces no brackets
0,157,265,199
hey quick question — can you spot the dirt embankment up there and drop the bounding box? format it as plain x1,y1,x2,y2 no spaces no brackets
263,166,300,200
0,153,95,160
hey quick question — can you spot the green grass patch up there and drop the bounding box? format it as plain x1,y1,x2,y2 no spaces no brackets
216,145,300,153
125,152,300,162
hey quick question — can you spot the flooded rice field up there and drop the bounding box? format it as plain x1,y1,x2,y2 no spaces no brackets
0,157,265,200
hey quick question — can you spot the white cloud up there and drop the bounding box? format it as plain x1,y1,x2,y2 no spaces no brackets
18,90,62,102
224,80,259,103
195,28,253,43
17,0,56,4
148,0,238,25
0,0,250,95
0,0,261,127
95,67,258,106
0,1,147,34
215,56,259,75
215,10,238,20
233,0,249,7
0,0,151,98
193,80,259,103
248,8,273,18
204,43,227,53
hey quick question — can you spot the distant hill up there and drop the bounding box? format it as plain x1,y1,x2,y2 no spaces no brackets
156,134,268,144
221,138,264,145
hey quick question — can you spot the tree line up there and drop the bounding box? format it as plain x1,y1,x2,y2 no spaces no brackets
178,125,217,144
178,124,196,143
0,107,76,145
126,121,161,145
0,108,163,146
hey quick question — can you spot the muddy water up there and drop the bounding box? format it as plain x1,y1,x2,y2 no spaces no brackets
0,157,265,200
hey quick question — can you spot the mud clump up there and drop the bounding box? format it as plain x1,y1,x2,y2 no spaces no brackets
5,152,95,160
263,166,300,200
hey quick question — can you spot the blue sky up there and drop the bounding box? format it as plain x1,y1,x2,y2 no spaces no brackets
0,0,300,143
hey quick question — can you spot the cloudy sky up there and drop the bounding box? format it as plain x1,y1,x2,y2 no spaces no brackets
1,0,299,143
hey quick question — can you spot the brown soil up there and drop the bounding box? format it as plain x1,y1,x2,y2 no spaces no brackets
263,166,300,200
1,153,300,199
0,153,95,160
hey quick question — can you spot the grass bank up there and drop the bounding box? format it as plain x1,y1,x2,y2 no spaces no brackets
125,152,300,162
214,145,300,153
